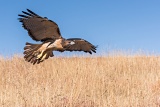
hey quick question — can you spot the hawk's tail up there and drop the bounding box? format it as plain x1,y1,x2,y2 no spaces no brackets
23,42,54,64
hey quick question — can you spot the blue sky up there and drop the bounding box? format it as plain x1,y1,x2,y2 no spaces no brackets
0,0,160,56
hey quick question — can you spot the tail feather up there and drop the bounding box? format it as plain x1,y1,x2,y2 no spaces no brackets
24,42,40,51
25,54,34,62
30,57,38,65
23,42,54,64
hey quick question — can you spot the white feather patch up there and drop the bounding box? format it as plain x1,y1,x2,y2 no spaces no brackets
70,41,75,45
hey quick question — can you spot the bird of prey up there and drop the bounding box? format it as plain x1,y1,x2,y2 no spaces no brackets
18,9,97,64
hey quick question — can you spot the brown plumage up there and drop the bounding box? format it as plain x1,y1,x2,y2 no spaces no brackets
18,9,97,64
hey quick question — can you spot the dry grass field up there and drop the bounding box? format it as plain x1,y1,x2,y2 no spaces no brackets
1,55,160,107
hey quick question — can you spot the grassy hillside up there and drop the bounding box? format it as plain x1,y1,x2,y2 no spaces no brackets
0,55,160,106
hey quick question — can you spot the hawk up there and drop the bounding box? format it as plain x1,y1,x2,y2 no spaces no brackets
18,9,97,64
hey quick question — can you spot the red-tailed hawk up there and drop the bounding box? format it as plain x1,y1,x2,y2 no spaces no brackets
18,9,97,64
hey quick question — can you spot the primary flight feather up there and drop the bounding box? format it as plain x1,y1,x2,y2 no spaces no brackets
18,9,97,64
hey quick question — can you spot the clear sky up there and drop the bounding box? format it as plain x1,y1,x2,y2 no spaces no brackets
0,0,160,56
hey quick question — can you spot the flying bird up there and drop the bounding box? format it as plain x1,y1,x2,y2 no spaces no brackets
18,9,97,64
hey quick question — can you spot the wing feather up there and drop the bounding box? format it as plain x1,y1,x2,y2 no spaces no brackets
22,11,33,16
65,38,97,54
18,9,62,42
26,9,39,16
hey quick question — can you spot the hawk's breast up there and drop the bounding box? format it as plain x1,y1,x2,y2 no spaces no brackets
48,39,64,50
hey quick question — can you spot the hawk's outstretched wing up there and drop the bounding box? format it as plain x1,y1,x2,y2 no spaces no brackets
18,9,62,42
65,38,97,54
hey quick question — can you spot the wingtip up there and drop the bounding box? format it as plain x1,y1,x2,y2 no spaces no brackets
22,11,25,13
89,51,92,54
94,45,98,49
17,18,22,21
90,45,97,53
92,49,96,53
26,8,30,11
26,8,38,16
26,9,32,13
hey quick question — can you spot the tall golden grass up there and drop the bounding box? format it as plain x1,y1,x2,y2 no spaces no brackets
0,55,160,106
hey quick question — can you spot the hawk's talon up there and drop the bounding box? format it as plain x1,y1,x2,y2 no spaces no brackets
36,50,44,59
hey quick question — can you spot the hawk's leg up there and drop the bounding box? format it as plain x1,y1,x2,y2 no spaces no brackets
36,50,48,61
